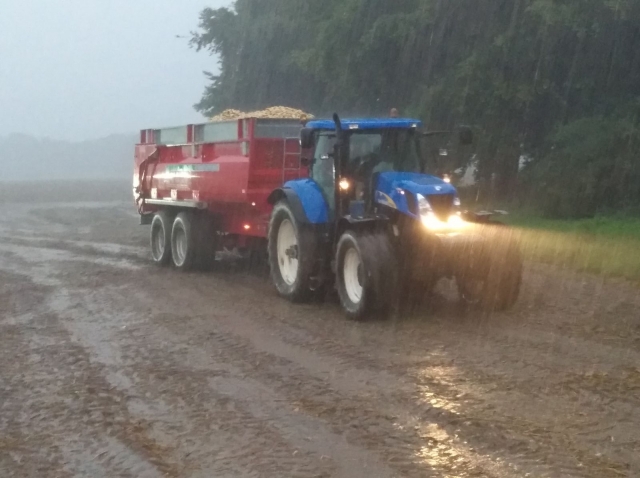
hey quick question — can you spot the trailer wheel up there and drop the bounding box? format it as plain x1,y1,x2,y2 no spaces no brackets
268,201,317,302
171,212,198,271
150,211,172,266
336,231,395,320
193,214,218,271
457,225,523,312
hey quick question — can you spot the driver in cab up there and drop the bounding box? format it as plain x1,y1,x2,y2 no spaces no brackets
371,108,407,174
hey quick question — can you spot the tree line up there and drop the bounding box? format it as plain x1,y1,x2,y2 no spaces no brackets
191,0,640,218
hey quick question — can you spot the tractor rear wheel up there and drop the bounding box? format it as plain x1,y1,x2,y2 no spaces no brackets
150,211,173,266
336,231,395,320
268,200,317,302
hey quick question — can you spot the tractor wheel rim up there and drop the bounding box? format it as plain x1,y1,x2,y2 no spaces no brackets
174,228,187,265
343,247,363,304
277,219,298,285
152,225,164,260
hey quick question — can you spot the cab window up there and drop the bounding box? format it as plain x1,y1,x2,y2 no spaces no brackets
311,133,336,211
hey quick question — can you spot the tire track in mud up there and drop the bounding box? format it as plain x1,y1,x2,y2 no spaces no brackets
45,286,390,478
123,273,561,477
2,200,639,477
187,269,639,476
151,313,611,478
0,272,70,478
0,271,175,478
1,242,391,478
5,239,632,477
9,247,493,478
92,292,484,477
0,248,320,477
133,268,637,477
1,274,337,476
0,234,148,264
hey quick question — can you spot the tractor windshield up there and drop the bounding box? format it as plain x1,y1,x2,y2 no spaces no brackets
348,129,421,176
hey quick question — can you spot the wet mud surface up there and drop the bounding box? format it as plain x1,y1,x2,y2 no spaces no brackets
1,184,639,477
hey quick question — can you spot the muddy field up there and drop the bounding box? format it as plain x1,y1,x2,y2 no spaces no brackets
1,181,639,477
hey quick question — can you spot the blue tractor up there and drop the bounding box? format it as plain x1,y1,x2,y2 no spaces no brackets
267,114,522,319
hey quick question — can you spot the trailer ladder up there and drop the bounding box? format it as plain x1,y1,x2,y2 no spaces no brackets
282,137,301,183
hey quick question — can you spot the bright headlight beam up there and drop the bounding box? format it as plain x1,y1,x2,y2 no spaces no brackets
421,212,467,231
416,194,467,230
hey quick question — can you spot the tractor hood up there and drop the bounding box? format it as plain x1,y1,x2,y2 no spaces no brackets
377,172,456,197
374,172,457,217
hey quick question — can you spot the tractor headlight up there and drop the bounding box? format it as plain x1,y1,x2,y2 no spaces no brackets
417,193,433,216
416,193,467,231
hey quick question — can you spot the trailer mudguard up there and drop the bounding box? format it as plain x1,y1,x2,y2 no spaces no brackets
267,179,330,225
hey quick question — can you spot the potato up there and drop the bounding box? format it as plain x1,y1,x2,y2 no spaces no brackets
208,106,314,122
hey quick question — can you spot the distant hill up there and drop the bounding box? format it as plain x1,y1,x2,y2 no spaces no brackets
0,133,137,181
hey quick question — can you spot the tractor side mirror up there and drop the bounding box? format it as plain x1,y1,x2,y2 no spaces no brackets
300,128,315,149
459,126,473,145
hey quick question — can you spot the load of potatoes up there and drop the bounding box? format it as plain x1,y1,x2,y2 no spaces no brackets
209,106,314,122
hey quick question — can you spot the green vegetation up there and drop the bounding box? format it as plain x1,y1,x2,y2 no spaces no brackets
504,215,640,281
190,1,640,279
505,215,640,239
191,0,640,220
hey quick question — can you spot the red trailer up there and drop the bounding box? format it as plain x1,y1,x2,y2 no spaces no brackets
134,118,306,268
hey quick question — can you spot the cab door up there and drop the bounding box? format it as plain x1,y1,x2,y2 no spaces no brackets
309,133,337,213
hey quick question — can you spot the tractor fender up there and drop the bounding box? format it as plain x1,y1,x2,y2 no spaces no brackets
267,188,308,224
267,180,330,225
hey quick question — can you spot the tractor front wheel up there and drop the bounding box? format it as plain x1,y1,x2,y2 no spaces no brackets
456,225,523,312
336,231,395,320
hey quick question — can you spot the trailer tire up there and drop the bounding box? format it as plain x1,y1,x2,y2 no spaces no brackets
150,211,173,266
171,212,198,271
268,200,317,302
193,213,218,271
336,231,395,321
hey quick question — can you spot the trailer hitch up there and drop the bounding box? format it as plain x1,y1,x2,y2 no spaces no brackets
135,148,160,214
462,210,509,223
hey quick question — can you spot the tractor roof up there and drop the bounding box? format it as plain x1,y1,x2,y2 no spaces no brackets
306,118,423,131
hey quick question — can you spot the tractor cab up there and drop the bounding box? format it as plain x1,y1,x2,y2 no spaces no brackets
300,116,471,231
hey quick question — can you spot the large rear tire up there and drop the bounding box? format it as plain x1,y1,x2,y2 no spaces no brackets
171,212,198,271
336,231,395,320
150,211,173,266
268,201,318,302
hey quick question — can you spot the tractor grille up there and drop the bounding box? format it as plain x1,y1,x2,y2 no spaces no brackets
428,193,454,220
